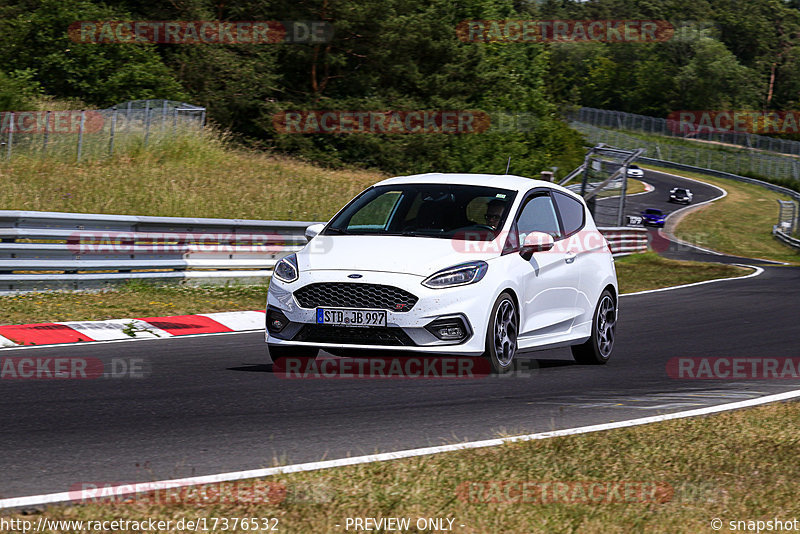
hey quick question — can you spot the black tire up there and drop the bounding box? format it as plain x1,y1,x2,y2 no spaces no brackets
269,344,319,369
482,292,519,374
571,289,616,365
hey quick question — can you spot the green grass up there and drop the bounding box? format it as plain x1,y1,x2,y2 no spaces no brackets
0,282,268,325
614,252,749,293
0,127,384,222
641,164,800,264
7,401,799,533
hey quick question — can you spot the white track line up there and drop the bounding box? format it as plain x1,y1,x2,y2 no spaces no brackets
621,264,764,296
3,388,799,510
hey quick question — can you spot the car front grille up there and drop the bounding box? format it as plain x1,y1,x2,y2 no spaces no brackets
293,283,418,312
293,325,416,346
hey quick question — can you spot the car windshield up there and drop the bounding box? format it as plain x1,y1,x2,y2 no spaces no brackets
645,209,663,215
325,184,517,240
674,189,686,195
629,165,640,169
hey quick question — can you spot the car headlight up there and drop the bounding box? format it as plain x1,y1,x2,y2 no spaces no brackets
422,261,488,289
274,253,299,283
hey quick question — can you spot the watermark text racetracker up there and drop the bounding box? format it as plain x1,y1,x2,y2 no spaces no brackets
457,480,674,504
1,357,149,380
272,110,543,135
0,110,104,135
69,480,321,505
66,231,331,255
274,356,541,379
667,357,800,380
274,110,490,135
668,110,800,135
452,229,611,255
457,20,674,43
69,20,333,44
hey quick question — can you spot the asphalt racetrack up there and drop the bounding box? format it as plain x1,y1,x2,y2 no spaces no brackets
1,169,798,500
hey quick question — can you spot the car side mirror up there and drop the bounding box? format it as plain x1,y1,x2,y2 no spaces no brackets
519,231,554,261
304,223,325,242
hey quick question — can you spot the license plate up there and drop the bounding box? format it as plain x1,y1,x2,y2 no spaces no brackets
316,308,387,327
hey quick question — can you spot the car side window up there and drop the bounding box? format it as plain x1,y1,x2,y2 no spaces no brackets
552,192,585,237
516,194,561,244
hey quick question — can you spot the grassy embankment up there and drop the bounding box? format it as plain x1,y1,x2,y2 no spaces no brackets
5,401,798,533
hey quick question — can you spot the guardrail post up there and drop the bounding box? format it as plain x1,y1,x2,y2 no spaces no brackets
42,110,50,157
108,106,117,156
144,100,151,146
76,110,86,162
6,111,13,160
617,167,628,227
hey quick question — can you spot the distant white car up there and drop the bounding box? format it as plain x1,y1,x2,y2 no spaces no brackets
669,187,693,204
626,164,644,178
266,173,619,372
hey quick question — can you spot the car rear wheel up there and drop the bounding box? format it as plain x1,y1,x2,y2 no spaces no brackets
269,344,319,369
571,290,616,365
482,292,518,374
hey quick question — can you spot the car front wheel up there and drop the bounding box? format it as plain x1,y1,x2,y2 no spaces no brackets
482,292,519,374
571,290,616,365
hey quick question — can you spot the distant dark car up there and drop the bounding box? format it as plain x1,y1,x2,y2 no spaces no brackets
669,187,693,204
641,208,665,227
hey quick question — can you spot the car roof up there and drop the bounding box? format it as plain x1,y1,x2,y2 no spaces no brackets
374,173,575,196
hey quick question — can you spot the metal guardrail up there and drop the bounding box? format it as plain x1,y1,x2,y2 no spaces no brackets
0,210,649,292
600,227,649,255
0,210,312,292
773,226,800,250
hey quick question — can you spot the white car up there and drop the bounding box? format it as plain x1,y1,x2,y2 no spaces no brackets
266,173,619,373
626,164,644,178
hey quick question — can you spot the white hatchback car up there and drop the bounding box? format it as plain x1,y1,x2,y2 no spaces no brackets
266,173,618,373
626,164,644,178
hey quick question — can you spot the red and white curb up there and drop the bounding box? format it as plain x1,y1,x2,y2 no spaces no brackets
0,311,265,348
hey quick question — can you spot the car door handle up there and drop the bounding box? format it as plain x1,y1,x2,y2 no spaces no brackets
565,251,577,264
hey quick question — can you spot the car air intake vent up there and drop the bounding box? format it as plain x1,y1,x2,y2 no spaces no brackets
293,325,416,346
293,283,418,312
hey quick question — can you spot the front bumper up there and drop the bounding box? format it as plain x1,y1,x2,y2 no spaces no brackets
265,270,489,355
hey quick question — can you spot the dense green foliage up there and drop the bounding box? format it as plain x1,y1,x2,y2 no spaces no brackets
537,0,800,117
1,0,799,173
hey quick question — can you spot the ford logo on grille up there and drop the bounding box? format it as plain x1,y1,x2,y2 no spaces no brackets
348,274,363,279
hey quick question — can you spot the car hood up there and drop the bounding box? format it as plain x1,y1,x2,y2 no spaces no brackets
297,234,502,277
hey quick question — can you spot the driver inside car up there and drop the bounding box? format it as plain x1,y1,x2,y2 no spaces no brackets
484,198,507,230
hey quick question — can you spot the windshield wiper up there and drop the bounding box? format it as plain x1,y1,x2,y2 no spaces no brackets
325,227,349,235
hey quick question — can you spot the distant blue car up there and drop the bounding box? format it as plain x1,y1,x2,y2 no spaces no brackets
641,208,665,227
